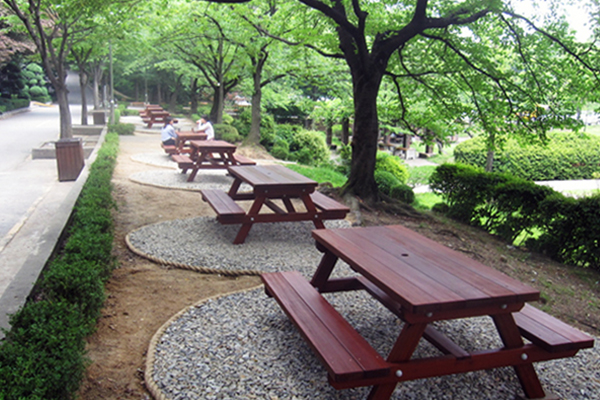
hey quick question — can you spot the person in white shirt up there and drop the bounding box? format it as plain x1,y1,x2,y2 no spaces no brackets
196,116,214,140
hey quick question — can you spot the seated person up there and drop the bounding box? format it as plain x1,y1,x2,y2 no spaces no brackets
196,115,214,140
161,117,177,146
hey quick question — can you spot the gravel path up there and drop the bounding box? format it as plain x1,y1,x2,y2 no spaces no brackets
128,217,352,275
150,288,599,400
129,164,599,400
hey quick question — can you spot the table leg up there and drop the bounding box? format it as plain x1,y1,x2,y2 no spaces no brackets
233,196,266,244
367,322,428,400
309,250,338,290
301,194,325,229
188,151,208,182
492,313,547,399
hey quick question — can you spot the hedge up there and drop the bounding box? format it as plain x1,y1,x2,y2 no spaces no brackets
430,163,600,271
0,131,119,399
454,131,600,181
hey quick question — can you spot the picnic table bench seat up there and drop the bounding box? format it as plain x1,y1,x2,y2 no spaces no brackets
200,189,246,224
161,143,177,154
309,191,350,219
262,270,391,388
513,304,594,353
171,154,194,172
232,154,256,165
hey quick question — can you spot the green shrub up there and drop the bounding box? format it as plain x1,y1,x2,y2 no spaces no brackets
0,300,88,400
374,170,401,195
271,139,290,160
27,86,50,102
214,124,242,143
376,151,409,184
389,183,415,204
222,113,234,125
108,123,135,135
289,130,330,166
454,131,600,180
0,132,119,400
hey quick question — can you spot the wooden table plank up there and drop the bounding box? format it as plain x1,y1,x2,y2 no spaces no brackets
312,225,539,315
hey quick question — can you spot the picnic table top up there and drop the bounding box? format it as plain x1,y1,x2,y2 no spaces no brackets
189,140,237,151
228,164,318,191
312,224,540,316
176,131,207,140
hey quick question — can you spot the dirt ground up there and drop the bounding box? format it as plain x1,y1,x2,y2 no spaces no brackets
77,132,600,399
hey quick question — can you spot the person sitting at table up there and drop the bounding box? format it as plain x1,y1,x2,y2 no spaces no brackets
196,115,214,140
161,117,177,146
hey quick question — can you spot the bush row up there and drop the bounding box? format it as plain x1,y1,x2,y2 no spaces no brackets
430,163,600,271
454,131,600,181
0,131,119,400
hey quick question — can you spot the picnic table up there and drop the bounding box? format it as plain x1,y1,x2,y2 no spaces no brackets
171,140,256,182
262,224,594,399
161,131,208,155
200,164,350,244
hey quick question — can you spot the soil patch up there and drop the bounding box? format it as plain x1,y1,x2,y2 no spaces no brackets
77,133,599,399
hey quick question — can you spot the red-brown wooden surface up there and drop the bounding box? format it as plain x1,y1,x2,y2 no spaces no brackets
312,224,540,318
262,271,390,383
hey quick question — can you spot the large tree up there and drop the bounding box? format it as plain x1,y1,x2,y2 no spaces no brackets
208,0,599,203
2,0,108,138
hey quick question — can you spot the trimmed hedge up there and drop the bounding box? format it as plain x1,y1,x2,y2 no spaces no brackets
430,163,600,270
454,131,600,181
0,131,119,399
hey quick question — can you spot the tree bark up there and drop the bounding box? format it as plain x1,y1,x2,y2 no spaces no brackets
343,70,383,202
341,117,350,145
247,59,264,145
56,84,73,139
79,70,89,125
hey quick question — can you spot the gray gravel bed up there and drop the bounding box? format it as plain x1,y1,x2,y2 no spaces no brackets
129,169,242,192
128,217,353,275
152,288,599,400
131,152,178,169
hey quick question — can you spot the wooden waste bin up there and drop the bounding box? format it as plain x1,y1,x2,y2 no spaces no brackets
55,138,84,182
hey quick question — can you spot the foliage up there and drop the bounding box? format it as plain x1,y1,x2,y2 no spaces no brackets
108,123,135,135
429,162,600,271
531,194,600,269
374,170,400,196
0,131,119,399
454,131,600,180
288,130,330,166
407,165,437,187
214,124,242,143
270,139,290,160
286,164,347,188
376,151,409,184
389,183,415,204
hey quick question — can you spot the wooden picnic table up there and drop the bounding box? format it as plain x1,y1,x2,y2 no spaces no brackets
175,131,207,153
200,164,350,244
262,224,594,399
171,140,256,182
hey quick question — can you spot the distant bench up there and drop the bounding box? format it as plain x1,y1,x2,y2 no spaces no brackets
201,189,350,227
142,110,171,128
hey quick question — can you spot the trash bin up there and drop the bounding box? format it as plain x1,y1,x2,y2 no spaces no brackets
92,110,106,125
55,138,84,182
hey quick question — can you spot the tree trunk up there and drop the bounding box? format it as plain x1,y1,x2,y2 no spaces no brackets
79,70,89,125
190,78,198,117
56,85,73,139
247,64,263,145
343,72,382,202
210,84,225,124
341,117,350,145
326,122,333,146
486,149,495,172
